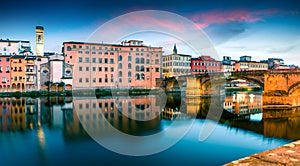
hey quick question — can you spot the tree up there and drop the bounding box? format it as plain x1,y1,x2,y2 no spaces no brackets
44,81,53,91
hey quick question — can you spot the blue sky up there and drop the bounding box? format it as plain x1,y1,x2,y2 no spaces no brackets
1,0,300,64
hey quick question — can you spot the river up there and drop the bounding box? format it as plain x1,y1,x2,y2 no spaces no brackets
0,91,297,165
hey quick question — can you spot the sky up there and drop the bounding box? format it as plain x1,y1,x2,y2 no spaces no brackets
1,0,300,64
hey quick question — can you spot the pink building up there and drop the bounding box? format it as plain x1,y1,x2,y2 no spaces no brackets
0,55,11,92
63,40,163,89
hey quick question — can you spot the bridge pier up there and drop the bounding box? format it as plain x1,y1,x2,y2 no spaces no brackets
186,77,202,96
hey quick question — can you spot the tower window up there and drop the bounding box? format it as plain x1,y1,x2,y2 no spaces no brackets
38,35,42,43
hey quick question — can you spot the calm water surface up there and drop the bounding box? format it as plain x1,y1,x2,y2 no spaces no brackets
0,92,298,165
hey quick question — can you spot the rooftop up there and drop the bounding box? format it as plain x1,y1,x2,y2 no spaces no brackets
163,53,192,57
63,41,162,48
0,39,30,43
192,55,217,61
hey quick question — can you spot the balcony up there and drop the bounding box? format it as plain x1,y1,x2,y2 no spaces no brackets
25,63,35,66
26,79,35,84
25,69,35,74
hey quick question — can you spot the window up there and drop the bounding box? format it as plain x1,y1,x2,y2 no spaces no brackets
110,59,114,64
104,58,108,64
141,73,145,80
67,46,71,51
86,46,89,49
86,67,89,71
155,59,159,64
140,58,145,64
155,68,159,72
92,58,96,63
136,66,140,72
136,58,140,64
128,63,132,69
119,71,122,77
93,78,96,83
86,78,89,83
118,55,122,61
146,68,150,72
110,67,114,72
79,78,82,83
79,66,82,71
140,66,145,72
93,67,96,71
73,45,76,49
2,76,6,82
110,74,114,82
146,59,150,64
78,57,82,62
85,58,89,63
128,56,132,61
128,71,131,77
105,67,108,72
98,67,102,71
92,46,95,50
70,56,72,59
135,73,140,80
118,63,122,69
99,58,102,63
99,78,102,82
85,51,89,54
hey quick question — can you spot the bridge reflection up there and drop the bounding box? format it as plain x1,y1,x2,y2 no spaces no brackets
0,94,300,140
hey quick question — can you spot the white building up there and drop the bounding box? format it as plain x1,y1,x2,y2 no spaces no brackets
162,44,191,77
0,39,32,55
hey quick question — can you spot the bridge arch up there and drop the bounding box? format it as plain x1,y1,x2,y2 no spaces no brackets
228,76,264,88
165,77,180,91
288,81,300,96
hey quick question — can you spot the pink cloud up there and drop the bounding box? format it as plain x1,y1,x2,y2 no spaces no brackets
188,8,288,28
120,13,189,32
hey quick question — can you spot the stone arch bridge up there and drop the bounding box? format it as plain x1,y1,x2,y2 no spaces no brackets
160,70,300,106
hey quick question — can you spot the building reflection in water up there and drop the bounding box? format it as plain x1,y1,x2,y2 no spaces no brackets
73,95,164,136
0,93,300,140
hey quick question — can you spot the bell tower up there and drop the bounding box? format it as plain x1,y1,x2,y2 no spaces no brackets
173,43,177,54
36,26,44,56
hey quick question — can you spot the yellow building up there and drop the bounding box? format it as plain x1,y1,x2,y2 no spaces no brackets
11,55,26,92
235,61,268,71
